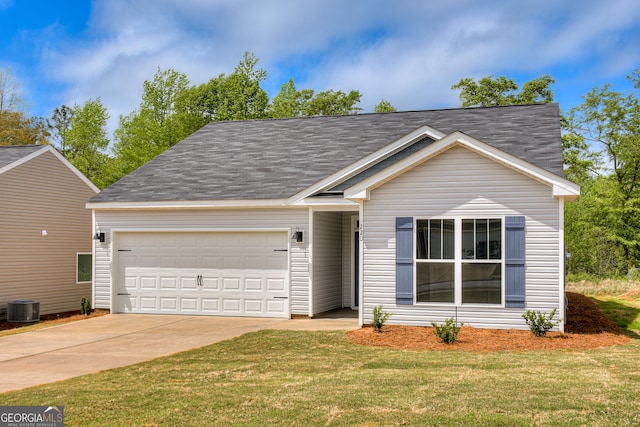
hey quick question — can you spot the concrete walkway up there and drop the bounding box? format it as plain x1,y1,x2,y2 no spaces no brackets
0,313,359,394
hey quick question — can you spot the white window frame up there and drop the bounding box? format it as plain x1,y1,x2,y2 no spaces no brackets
76,252,92,284
415,217,505,306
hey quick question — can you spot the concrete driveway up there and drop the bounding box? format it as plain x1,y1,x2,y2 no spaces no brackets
0,313,358,394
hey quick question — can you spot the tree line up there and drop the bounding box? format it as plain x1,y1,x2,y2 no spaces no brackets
1,52,396,188
1,53,639,279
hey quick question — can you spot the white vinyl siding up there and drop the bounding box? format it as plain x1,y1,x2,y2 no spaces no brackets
93,208,310,315
362,145,561,330
0,151,96,314
311,212,343,315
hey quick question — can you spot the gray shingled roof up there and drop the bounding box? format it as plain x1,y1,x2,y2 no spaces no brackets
0,145,46,170
90,103,563,203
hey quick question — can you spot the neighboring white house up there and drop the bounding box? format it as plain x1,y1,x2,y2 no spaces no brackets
0,145,99,316
87,104,579,331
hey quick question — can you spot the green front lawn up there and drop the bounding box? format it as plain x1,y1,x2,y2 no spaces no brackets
3,281,640,426
2,328,639,426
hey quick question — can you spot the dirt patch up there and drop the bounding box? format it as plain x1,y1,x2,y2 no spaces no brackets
347,292,631,351
0,310,107,331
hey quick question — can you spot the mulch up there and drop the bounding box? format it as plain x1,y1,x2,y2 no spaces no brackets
346,292,631,351
0,310,106,331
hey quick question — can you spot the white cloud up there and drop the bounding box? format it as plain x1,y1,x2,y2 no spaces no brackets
32,0,640,137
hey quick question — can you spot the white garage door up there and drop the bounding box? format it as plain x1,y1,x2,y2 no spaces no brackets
115,231,289,317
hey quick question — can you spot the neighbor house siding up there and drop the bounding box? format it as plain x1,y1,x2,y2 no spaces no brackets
0,151,95,314
361,145,561,330
311,211,343,315
93,208,310,314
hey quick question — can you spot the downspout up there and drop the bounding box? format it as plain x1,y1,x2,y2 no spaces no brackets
358,200,365,327
308,207,314,318
558,198,566,333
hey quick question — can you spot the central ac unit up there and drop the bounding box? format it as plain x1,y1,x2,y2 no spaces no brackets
7,300,40,322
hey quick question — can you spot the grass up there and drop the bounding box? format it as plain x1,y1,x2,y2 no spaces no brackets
1,282,639,426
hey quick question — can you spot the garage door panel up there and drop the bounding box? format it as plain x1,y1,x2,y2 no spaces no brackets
117,231,289,317
161,298,178,310
179,298,198,311
160,277,177,289
140,297,158,310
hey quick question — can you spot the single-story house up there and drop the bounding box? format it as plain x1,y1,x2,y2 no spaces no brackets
87,103,579,331
0,145,99,317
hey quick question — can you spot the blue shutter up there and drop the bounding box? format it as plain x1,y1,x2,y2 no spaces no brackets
396,217,414,305
505,216,526,308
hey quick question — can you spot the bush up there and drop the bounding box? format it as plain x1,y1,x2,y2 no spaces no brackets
432,317,463,344
80,297,92,315
522,308,559,337
371,305,392,332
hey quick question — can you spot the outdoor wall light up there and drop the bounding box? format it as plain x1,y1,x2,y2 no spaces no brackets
293,230,304,243
93,232,105,243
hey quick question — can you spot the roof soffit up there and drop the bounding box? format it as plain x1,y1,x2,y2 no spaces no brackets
343,131,580,200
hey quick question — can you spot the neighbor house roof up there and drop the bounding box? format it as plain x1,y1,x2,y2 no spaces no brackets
0,144,100,193
0,145,45,170
89,103,564,204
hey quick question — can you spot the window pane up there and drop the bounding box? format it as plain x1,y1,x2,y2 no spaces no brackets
417,220,428,259
442,219,455,259
77,253,92,283
475,219,488,259
417,262,454,303
417,219,454,260
430,219,442,259
489,219,502,259
462,219,475,259
462,263,501,304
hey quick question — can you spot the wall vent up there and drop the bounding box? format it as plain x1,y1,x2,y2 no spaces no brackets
7,300,40,322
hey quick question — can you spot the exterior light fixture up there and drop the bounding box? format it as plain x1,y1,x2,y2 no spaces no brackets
93,232,105,243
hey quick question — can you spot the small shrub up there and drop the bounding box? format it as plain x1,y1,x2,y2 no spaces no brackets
522,308,559,337
80,297,92,315
432,317,463,344
371,305,392,332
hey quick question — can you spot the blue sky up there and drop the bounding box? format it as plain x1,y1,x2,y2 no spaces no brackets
1,0,639,138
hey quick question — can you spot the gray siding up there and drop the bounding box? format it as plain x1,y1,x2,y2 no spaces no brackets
311,212,343,314
0,151,96,314
361,145,562,330
93,208,311,315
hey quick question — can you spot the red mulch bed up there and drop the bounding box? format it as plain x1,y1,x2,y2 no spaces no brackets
347,292,631,351
0,310,107,331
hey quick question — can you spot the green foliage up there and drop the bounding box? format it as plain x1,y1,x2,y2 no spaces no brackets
564,70,640,277
431,317,463,343
80,297,91,315
268,78,362,118
113,68,193,178
522,308,559,337
371,305,392,332
52,99,111,188
374,99,397,113
451,75,555,107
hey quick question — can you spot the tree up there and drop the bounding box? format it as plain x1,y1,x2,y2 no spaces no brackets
374,99,397,113
451,75,555,107
301,89,362,116
268,78,313,118
564,71,640,272
0,67,26,113
182,52,269,123
0,111,49,145
113,68,192,177
51,99,111,188
268,78,361,118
